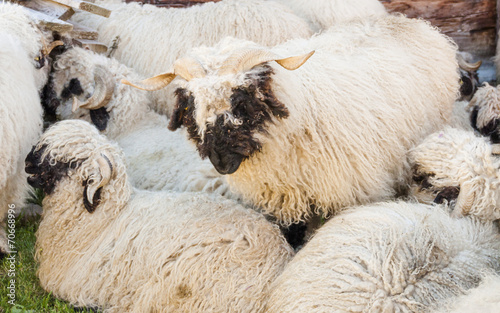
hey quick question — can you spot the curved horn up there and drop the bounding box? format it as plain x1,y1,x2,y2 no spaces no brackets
44,40,64,55
74,65,115,111
121,57,206,91
457,54,482,72
452,181,476,217
86,152,114,206
173,57,206,81
218,49,315,75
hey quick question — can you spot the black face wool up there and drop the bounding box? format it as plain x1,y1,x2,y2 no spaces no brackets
169,66,289,174
433,186,460,205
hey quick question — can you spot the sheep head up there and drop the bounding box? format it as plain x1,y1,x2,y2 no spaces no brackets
46,48,116,131
469,83,500,143
122,45,314,174
25,120,129,213
409,127,500,218
457,52,481,101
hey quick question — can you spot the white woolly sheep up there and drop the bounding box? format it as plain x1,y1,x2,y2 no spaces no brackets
124,14,460,224
410,127,500,221
70,0,313,115
0,2,46,254
27,119,294,312
264,201,500,313
468,82,500,143
434,273,500,313
46,46,235,198
273,0,387,32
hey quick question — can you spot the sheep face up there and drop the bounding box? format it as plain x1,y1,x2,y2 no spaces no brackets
169,65,289,175
46,48,114,130
25,120,129,213
469,83,500,143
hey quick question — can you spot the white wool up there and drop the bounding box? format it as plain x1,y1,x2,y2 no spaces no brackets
53,47,235,198
177,14,459,224
468,82,500,130
450,100,474,131
434,273,500,313
34,120,293,312
273,0,387,32
0,3,44,253
70,0,313,116
410,127,500,221
265,201,500,313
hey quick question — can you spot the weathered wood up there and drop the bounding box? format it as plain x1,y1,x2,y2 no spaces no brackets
124,0,219,7
17,0,75,20
68,21,99,40
380,0,497,57
23,7,74,32
52,0,111,17
72,38,108,54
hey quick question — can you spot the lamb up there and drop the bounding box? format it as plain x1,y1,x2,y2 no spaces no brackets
124,14,460,224
264,201,500,313
27,119,294,312
70,0,313,116
272,0,387,32
0,2,47,254
434,273,500,313
46,46,236,198
410,127,500,221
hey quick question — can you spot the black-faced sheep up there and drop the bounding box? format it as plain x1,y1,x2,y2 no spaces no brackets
468,83,500,144
45,46,235,198
410,127,500,221
124,14,460,225
27,119,293,312
0,2,47,254
70,0,313,115
264,201,500,313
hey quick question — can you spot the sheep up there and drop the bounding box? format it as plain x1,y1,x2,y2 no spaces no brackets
468,82,500,143
410,126,500,221
70,0,313,116
263,201,500,313
26,119,294,312
45,46,237,199
0,2,47,254
123,14,460,225
434,273,500,313
272,0,387,32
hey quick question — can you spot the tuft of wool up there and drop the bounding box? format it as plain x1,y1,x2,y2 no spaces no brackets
175,14,459,224
468,83,500,131
273,0,387,32
0,2,44,253
34,120,293,312
71,0,313,116
52,47,235,198
434,273,500,313
264,201,500,313
410,127,500,221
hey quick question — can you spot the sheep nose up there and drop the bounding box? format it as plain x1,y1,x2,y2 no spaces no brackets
208,150,243,175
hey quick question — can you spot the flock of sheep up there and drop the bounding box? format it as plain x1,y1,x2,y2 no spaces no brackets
2,0,500,311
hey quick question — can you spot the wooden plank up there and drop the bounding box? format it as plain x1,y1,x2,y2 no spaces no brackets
18,0,75,21
380,0,497,57
73,38,108,54
52,0,111,17
23,7,74,33
68,21,99,40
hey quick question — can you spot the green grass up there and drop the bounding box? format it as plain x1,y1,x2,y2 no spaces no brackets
0,212,95,313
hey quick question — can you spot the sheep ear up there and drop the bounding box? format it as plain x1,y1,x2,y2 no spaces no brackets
452,181,476,218
83,153,114,213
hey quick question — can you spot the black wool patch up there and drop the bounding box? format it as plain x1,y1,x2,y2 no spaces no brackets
470,106,479,131
25,145,76,195
90,107,110,131
61,78,84,99
434,186,460,204
479,118,500,137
